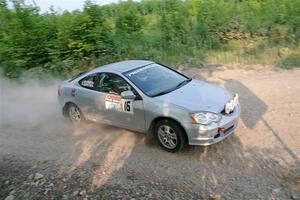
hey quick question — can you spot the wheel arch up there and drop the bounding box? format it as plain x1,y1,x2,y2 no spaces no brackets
148,116,189,142
62,101,76,117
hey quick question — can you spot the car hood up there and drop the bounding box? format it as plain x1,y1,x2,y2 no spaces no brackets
155,79,233,113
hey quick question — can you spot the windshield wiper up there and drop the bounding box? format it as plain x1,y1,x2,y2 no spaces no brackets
151,89,174,97
175,78,192,89
151,78,192,97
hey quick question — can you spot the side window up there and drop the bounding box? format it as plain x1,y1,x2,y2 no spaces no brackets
94,73,111,93
79,75,95,90
95,73,133,95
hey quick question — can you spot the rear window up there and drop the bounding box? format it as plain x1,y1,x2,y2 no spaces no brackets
79,75,95,89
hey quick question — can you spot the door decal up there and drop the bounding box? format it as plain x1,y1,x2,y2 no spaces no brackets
105,94,133,114
122,99,133,114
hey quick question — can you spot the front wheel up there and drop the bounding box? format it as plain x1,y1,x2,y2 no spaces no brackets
67,103,84,125
154,119,187,152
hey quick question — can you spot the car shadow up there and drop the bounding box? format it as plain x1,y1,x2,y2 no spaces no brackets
222,78,268,129
223,78,299,163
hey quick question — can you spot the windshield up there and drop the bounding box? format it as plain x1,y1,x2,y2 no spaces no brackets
124,63,190,97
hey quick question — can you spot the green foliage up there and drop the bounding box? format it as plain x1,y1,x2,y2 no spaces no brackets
0,0,299,78
278,53,300,69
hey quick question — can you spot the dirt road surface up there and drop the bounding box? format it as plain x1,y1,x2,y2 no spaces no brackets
0,68,300,200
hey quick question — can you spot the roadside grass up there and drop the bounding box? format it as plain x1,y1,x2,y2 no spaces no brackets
205,38,300,68
125,37,300,70
277,53,300,69
5,38,299,80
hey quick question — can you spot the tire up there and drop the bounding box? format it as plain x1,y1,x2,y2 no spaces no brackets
154,119,187,152
67,103,84,125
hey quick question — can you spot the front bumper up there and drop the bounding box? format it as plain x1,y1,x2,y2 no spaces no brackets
183,105,240,146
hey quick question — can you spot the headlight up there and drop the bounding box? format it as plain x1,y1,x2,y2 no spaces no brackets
190,112,221,125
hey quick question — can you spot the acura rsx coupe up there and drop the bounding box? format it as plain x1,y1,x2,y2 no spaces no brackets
58,60,240,152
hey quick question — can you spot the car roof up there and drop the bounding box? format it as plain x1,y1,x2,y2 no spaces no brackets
91,60,154,73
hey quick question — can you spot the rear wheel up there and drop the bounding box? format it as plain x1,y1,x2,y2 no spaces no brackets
154,119,187,152
67,103,83,125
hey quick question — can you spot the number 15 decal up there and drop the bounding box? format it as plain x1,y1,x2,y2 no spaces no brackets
122,100,133,114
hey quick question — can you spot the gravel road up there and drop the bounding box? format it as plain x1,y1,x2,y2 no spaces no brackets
0,68,299,200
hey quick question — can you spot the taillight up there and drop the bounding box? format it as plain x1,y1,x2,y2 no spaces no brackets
58,87,61,96
71,88,76,97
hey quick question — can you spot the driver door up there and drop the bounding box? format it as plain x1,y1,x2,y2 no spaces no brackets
94,73,146,132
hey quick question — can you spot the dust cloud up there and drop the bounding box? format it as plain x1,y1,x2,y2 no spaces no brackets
0,75,63,131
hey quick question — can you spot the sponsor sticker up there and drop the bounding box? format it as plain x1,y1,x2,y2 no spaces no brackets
105,94,133,114
127,65,153,77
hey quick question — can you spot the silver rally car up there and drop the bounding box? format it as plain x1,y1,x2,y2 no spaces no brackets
58,60,240,152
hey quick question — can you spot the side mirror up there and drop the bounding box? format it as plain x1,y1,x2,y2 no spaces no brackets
121,91,136,100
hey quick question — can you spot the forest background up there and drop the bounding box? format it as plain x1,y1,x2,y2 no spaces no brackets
0,0,299,78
